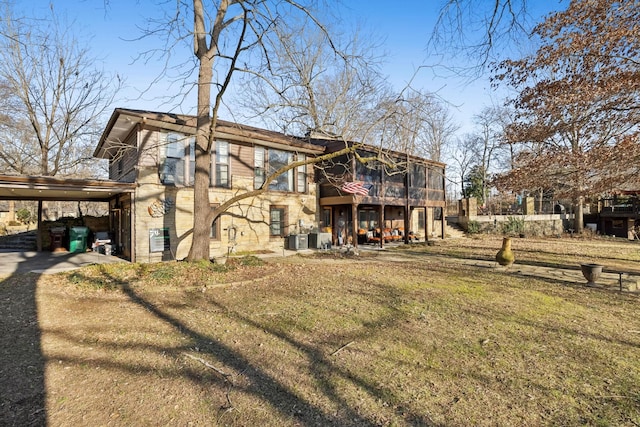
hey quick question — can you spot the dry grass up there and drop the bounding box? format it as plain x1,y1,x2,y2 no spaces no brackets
399,234,640,273
2,237,640,426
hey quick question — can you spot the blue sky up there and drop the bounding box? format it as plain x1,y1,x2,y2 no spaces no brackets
18,0,560,134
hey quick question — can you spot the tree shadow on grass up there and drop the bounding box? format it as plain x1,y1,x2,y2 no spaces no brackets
117,279,410,426
0,250,127,426
63,264,437,426
0,255,47,426
204,295,437,427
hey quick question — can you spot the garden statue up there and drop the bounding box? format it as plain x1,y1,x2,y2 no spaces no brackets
496,237,515,267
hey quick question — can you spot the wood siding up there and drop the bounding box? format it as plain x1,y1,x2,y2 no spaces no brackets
230,142,254,177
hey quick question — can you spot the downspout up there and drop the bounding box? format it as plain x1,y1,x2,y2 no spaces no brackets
404,155,411,244
37,201,43,252
441,167,446,239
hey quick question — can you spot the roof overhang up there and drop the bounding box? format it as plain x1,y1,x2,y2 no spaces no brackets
0,175,136,202
94,108,326,159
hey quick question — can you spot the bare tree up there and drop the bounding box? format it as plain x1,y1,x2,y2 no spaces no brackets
0,2,122,177
135,1,367,261
446,135,476,199
236,24,388,143
353,87,457,164
454,106,510,206
431,0,544,76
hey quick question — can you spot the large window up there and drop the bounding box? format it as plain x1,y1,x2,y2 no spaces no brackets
254,147,306,192
268,149,293,191
358,209,378,230
356,155,382,183
215,141,230,188
159,133,195,186
269,206,287,237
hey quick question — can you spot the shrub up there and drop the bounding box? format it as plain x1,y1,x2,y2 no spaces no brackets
466,221,481,234
502,216,525,236
16,208,33,225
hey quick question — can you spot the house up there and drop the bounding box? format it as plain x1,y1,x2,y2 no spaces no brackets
89,108,448,261
596,192,640,238
94,108,326,262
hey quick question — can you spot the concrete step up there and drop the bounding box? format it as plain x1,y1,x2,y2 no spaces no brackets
0,231,38,250
444,223,466,238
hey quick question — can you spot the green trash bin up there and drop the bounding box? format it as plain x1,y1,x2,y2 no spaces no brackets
69,226,89,253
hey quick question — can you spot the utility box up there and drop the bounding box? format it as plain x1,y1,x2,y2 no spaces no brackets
308,232,332,249
49,227,66,252
69,226,89,253
288,234,308,250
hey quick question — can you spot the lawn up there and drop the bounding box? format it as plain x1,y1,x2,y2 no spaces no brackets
1,236,639,426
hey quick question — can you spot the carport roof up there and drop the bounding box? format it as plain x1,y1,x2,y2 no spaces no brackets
0,174,136,201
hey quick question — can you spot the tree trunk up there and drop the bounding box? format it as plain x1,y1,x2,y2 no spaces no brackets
187,53,214,262
574,196,584,233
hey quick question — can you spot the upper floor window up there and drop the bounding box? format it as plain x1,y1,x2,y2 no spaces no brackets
428,167,444,190
356,153,382,183
254,147,265,189
268,149,293,192
215,140,230,188
159,133,195,186
253,147,307,192
297,154,307,193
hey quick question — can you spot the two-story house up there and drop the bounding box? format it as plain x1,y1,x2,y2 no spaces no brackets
94,108,324,262
93,108,446,262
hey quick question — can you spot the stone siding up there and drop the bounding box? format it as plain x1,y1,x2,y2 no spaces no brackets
134,173,318,262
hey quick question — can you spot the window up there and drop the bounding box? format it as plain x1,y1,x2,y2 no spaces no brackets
270,206,287,237
254,148,307,192
434,207,443,221
268,149,293,192
117,157,124,177
418,209,426,229
159,133,195,186
210,205,220,240
254,147,265,189
358,209,378,230
356,152,382,183
215,141,230,188
322,208,332,230
160,133,182,185
297,154,307,193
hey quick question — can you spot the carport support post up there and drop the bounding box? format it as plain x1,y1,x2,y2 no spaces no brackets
404,207,411,244
36,200,43,251
352,203,358,248
378,204,385,249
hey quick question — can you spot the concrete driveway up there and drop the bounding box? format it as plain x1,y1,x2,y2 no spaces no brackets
0,250,127,276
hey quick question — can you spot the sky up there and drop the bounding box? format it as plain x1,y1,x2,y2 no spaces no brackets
16,0,560,136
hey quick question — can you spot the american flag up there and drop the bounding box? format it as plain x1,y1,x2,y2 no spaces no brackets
341,181,370,196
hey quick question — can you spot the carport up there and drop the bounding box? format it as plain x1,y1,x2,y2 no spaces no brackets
0,174,136,257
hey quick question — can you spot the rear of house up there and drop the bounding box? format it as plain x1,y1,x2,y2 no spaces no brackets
95,109,323,262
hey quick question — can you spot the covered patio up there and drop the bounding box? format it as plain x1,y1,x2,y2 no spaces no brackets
0,174,135,255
